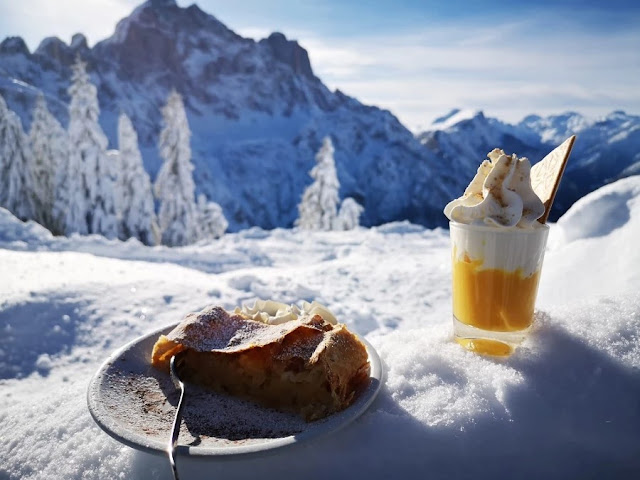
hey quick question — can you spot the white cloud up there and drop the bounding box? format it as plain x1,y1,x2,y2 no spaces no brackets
283,15,640,130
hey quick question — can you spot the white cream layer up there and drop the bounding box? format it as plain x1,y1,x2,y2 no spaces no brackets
450,222,549,277
234,299,337,325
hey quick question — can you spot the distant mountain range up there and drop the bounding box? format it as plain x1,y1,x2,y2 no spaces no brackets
418,109,640,220
1,0,638,229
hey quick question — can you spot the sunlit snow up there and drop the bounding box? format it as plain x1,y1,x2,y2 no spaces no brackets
1,177,639,479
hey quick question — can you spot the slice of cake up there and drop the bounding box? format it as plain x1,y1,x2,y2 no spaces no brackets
151,301,371,421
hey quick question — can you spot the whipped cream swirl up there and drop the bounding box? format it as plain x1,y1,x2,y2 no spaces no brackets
444,149,545,228
234,299,337,325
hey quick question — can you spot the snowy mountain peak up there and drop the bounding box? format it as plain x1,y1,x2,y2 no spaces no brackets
417,108,640,221
95,3,226,87
70,33,88,50
141,0,233,35
148,0,177,7
0,36,30,56
429,108,481,130
600,109,639,125
432,108,461,123
521,114,542,124
35,37,67,56
607,109,629,118
259,32,315,79
69,33,89,51
516,111,591,146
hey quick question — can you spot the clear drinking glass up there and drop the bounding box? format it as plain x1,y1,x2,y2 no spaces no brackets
450,221,550,356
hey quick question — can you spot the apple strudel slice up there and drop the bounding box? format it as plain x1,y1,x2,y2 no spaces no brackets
151,302,370,421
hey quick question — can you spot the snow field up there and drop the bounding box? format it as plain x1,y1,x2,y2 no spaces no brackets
1,177,639,479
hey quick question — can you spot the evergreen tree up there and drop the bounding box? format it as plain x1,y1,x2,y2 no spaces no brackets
106,149,124,227
29,93,68,232
336,197,364,230
154,89,200,246
54,147,87,236
196,194,228,240
68,56,119,238
296,136,340,230
117,112,159,245
0,94,38,221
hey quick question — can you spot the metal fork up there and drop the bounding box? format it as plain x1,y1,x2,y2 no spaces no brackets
168,352,187,480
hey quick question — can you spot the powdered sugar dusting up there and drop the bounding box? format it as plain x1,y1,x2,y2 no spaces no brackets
98,348,309,450
166,305,340,356
166,306,304,353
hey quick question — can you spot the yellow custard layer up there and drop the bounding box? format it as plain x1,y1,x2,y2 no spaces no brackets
452,253,541,332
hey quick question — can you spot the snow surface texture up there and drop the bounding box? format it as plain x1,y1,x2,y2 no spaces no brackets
1,177,639,479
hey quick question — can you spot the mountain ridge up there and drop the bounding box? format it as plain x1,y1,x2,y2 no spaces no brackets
418,109,640,220
1,0,456,231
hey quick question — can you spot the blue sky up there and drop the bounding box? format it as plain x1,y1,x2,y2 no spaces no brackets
1,0,639,130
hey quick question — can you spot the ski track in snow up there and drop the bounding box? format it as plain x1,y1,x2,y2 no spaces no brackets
1,178,640,479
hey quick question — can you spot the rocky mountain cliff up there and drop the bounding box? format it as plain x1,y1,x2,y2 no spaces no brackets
0,0,454,231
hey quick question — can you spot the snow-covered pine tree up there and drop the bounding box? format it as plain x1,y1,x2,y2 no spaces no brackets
336,197,364,230
53,147,87,236
154,89,200,246
105,148,124,234
67,56,119,238
0,94,38,221
29,93,69,232
117,112,159,245
196,194,228,240
296,136,340,230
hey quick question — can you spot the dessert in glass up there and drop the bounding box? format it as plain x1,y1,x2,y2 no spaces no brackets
444,149,549,356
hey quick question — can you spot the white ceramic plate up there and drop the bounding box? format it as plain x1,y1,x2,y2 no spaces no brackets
87,322,383,457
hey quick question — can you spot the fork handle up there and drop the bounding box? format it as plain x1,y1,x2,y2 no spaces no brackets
168,368,186,479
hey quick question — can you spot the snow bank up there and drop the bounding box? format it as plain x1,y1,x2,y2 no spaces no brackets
541,175,640,303
0,207,54,245
553,175,640,243
1,178,639,479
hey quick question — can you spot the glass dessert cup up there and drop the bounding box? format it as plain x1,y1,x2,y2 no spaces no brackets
450,221,550,356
